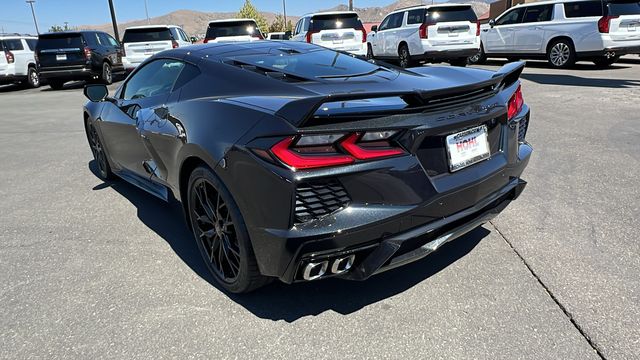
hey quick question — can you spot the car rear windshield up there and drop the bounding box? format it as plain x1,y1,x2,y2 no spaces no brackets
1,39,24,51
122,27,172,43
37,33,84,49
234,48,382,78
427,6,478,22
206,21,261,38
607,0,640,15
310,13,363,31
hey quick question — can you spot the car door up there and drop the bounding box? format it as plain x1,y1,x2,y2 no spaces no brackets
514,4,554,52
98,32,123,69
371,14,392,56
98,58,186,178
483,7,525,53
384,12,405,56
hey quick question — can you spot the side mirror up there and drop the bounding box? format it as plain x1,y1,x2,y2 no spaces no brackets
284,31,292,40
190,36,197,44
84,84,108,102
489,19,495,28
371,25,378,33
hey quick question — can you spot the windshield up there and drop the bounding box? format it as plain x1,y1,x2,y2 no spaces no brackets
206,21,261,38
427,6,478,22
310,13,363,31
234,48,382,78
123,27,172,43
607,0,640,15
37,34,83,50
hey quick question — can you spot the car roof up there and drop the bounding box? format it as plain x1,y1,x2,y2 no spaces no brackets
181,40,316,61
0,36,37,40
389,3,472,14
304,11,359,17
512,0,589,6
208,18,257,24
125,25,181,30
38,30,102,37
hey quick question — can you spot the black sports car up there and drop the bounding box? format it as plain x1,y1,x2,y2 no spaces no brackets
83,41,532,293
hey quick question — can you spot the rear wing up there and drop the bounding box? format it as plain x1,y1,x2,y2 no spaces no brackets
276,61,526,127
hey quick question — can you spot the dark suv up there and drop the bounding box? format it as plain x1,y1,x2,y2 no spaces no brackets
36,31,124,89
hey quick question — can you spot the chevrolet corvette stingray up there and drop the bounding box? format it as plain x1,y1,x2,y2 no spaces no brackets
83,41,532,293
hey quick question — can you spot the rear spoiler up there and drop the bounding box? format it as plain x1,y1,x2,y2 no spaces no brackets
276,61,526,127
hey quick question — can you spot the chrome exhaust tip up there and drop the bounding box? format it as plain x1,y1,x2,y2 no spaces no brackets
330,255,355,275
302,260,328,281
605,51,616,59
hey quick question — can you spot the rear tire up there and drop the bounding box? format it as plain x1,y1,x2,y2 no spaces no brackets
593,56,619,68
449,58,468,67
26,67,40,88
101,62,113,85
398,44,414,68
366,43,374,60
49,80,65,90
547,39,576,68
187,166,271,294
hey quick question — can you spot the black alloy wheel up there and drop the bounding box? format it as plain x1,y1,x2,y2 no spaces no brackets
87,123,112,179
187,166,270,293
398,44,412,68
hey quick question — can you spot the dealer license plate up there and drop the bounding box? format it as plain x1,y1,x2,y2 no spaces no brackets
56,54,67,61
445,125,491,172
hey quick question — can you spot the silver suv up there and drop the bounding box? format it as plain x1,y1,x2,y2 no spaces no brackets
0,34,40,88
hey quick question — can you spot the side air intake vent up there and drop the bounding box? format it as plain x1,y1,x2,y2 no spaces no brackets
224,60,309,83
295,180,351,223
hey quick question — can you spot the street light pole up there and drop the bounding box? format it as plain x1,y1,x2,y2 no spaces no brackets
107,0,120,41
349,0,353,11
25,0,40,35
282,0,287,31
144,0,150,24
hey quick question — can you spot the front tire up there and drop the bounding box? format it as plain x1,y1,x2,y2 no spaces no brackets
187,166,270,294
101,62,113,85
86,122,113,180
26,67,40,88
468,45,487,65
547,39,576,68
366,43,374,60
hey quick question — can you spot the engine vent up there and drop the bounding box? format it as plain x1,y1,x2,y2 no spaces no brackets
295,180,351,223
223,60,309,83
518,116,529,141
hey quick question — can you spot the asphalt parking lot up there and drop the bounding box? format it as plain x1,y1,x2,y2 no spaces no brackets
1,57,639,359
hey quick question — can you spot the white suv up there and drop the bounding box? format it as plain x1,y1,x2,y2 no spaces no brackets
470,0,640,68
0,34,40,88
204,19,264,43
291,11,368,56
367,5,480,67
122,25,191,72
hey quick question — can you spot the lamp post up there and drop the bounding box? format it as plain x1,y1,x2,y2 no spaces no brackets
349,0,353,11
144,0,150,24
282,0,287,31
25,0,40,35
107,0,120,41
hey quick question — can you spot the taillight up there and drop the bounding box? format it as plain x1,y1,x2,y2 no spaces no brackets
306,30,318,43
83,47,92,61
507,84,524,121
271,136,354,170
203,38,213,43
476,21,481,36
5,51,14,64
172,39,179,48
598,15,618,33
269,131,405,170
254,32,264,40
356,26,367,43
419,23,430,39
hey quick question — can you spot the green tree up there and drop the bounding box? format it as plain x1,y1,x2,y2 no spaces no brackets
269,13,293,33
237,0,269,35
49,23,73,32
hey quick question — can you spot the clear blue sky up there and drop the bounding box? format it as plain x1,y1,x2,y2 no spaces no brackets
1,0,397,34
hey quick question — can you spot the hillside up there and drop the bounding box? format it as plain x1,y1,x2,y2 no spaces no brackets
80,0,491,38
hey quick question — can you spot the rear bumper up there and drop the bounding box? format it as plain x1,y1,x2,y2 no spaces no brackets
39,65,98,81
579,45,640,58
419,47,479,61
0,73,26,85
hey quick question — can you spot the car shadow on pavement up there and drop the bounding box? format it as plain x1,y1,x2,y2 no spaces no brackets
89,160,488,322
519,73,640,88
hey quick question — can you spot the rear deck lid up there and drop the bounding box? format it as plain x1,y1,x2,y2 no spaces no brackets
37,33,86,67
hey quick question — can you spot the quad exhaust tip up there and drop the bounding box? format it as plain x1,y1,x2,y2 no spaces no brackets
301,255,356,280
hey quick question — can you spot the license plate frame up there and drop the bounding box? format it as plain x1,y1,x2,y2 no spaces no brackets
445,125,491,172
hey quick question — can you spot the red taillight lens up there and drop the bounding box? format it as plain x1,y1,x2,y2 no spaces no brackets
356,26,367,43
419,23,431,39
5,51,14,64
306,30,318,43
476,21,481,36
83,47,92,61
507,84,524,121
598,15,618,33
271,136,354,170
341,133,405,160
203,38,212,43
172,39,179,48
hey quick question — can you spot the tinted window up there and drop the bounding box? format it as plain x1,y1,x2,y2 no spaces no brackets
564,1,604,17
1,39,24,51
523,4,554,22
310,13,363,31
496,8,526,25
302,17,310,31
427,6,478,22
25,39,37,50
179,29,189,41
85,32,99,47
123,27,172,43
97,33,112,47
172,63,200,90
407,9,427,24
37,33,83,50
378,15,392,31
123,59,185,100
206,21,262,39
387,12,404,29
607,0,640,15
